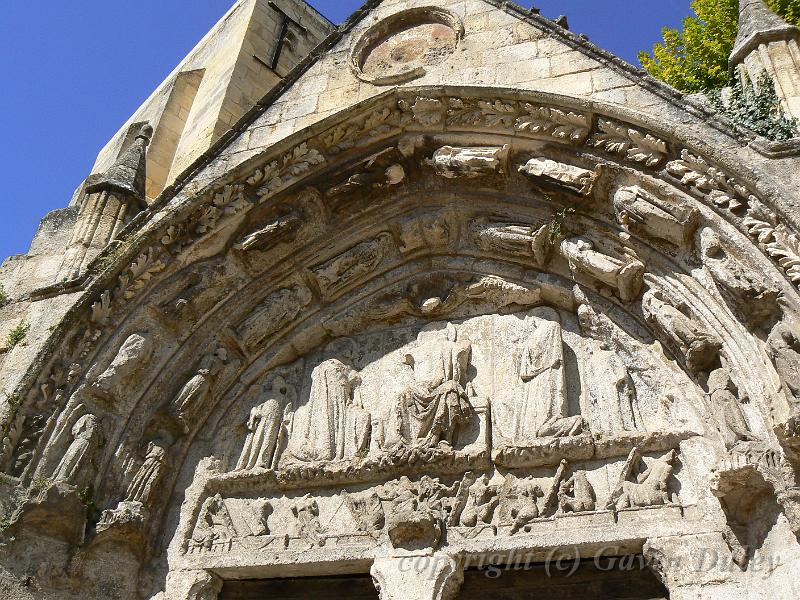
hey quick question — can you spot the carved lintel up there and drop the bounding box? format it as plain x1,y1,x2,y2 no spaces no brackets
519,157,599,195
371,553,464,600
428,145,509,178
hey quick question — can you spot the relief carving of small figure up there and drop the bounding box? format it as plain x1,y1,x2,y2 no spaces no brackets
286,355,371,463
473,218,552,268
344,490,385,534
519,157,599,195
91,333,153,401
382,476,447,549
614,185,699,248
642,290,722,373
238,286,313,351
707,368,758,451
292,495,325,546
429,145,509,178
172,348,228,433
768,320,800,404
458,474,499,527
560,237,645,303
236,377,296,471
125,440,169,506
609,449,677,511
384,324,473,451
504,477,544,535
236,208,302,253
558,471,596,513
52,414,102,487
513,308,586,442
193,494,237,549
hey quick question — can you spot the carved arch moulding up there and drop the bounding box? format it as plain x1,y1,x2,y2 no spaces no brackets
2,86,800,596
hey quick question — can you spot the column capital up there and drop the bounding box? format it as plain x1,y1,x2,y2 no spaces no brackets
371,553,464,600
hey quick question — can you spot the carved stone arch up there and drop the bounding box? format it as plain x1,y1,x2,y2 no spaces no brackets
4,85,800,599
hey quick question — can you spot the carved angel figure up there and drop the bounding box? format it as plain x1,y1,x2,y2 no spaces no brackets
768,321,800,403
473,219,552,268
91,333,152,400
560,237,645,302
125,441,169,505
384,324,473,450
236,377,295,471
707,368,758,450
641,290,721,373
614,185,699,247
286,358,371,463
513,308,586,441
52,414,102,486
172,348,227,432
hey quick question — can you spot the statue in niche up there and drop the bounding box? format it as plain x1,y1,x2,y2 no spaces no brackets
641,290,721,373
512,308,586,442
614,185,699,248
707,368,758,451
608,448,677,511
472,218,552,268
194,494,237,549
91,333,153,400
52,414,102,486
285,348,371,463
125,440,169,506
344,490,385,534
236,377,296,471
558,471,596,513
292,495,325,546
560,236,645,302
384,324,473,450
172,348,228,432
458,474,499,527
768,320,800,403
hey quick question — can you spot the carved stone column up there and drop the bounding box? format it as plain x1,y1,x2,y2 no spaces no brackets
58,124,152,281
164,570,222,600
371,553,464,600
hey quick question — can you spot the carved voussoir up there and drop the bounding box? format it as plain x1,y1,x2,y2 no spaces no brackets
614,185,699,248
560,236,645,302
519,157,599,195
428,145,509,178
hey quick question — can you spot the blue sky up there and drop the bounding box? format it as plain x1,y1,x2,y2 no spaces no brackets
0,1,688,261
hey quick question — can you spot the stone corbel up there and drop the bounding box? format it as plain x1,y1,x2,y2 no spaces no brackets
371,553,464,600
164,570,222,600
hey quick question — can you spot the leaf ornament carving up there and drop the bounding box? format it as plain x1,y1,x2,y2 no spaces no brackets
592,119,668,167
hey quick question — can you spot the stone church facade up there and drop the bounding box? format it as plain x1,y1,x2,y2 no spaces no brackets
1,0,800,598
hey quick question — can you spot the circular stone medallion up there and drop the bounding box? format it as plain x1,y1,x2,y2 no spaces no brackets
352,8,465,86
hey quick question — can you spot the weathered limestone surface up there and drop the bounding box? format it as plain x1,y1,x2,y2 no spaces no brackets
1,1,800,599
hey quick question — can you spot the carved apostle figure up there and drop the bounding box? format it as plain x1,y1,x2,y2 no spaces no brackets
513,308,585,441
768,320,800,403
641,290,721,373
172,348,227,432
707,368,757,450
52,414,102,486
286,358,371,463
614,186,699,248
384,324,473,450
125,441,169,505
236,377,295,471
560,237,645,302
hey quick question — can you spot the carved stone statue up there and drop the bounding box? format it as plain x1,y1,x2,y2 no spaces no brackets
472,218,552,267
172,348,227,432
768,320,800,403
560,236,645,302
642,290,722,373
236,208,302,252
344,490,385,534
513,308,586,442
428,145,509,178
384,324,473,450
558,471,596,513
519,157,599,195
707,368,758,451
52,414,102,486
609,449,677,511
125,441,169,505
236,377,296,471
91,333,153,400
505,477,544,535
286,358,371,463
614,185,699,248
458,474,498,527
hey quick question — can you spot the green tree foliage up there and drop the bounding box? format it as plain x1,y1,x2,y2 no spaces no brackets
640,0,800,93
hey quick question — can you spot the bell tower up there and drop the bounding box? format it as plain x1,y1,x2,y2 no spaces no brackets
729,0,800,119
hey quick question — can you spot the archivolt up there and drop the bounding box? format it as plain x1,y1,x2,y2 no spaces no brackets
3,87,799,554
